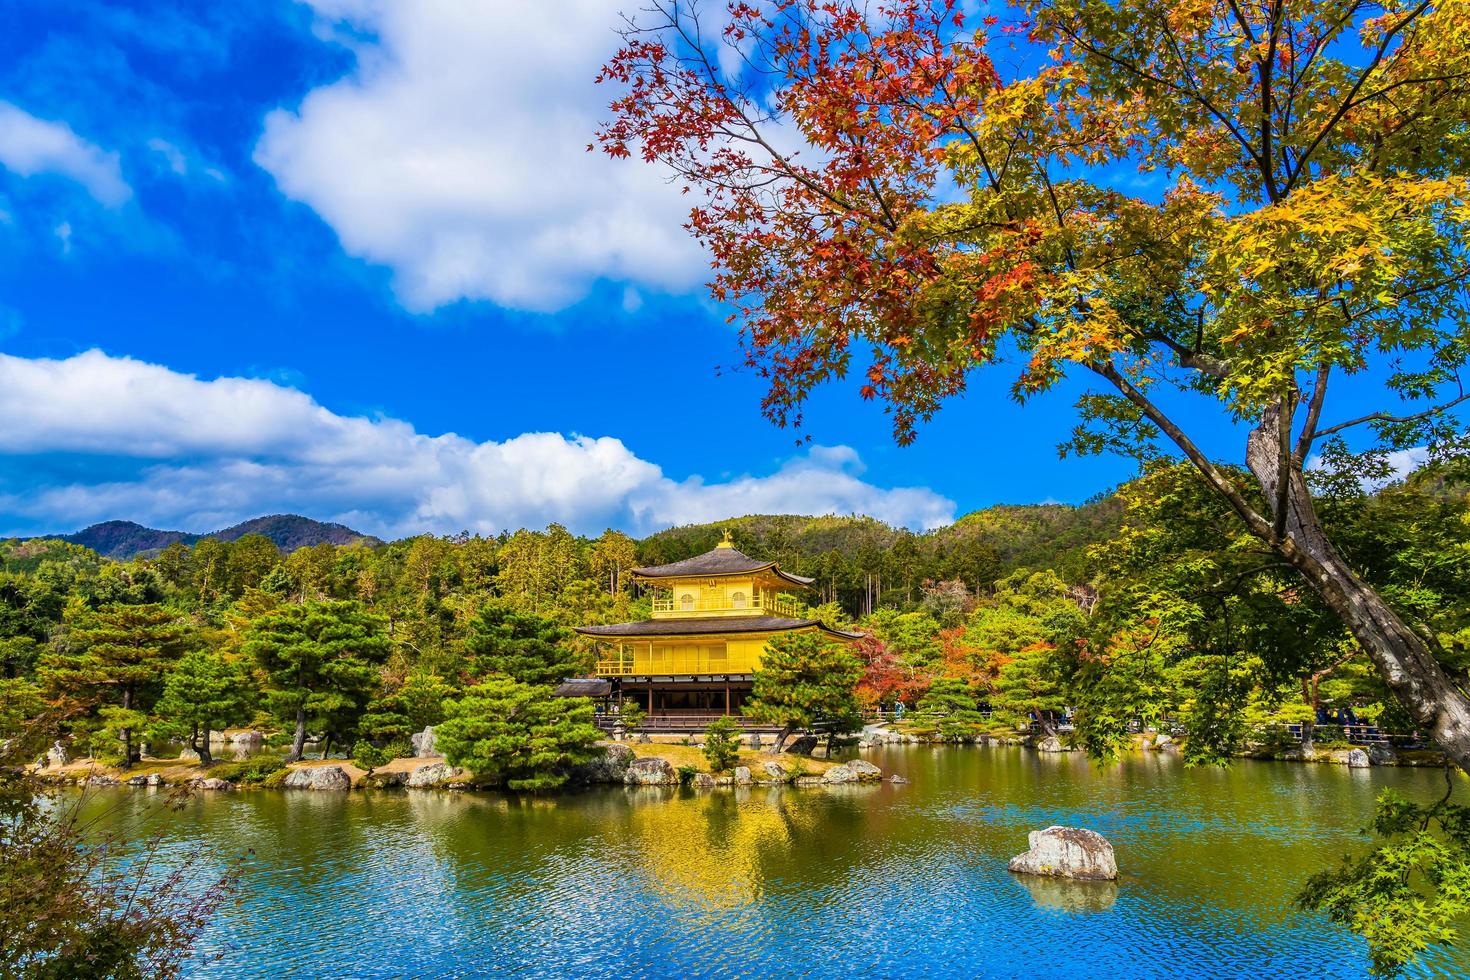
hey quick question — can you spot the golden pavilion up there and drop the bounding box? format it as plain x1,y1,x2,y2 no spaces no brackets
573,532,862,725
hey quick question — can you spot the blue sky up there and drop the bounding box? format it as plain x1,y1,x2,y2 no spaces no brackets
0,0,1233,539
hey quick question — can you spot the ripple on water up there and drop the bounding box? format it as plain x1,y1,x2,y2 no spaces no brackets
70,747,1462,979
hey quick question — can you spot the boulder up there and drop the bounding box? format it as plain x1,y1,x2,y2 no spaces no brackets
1346,748,1372,769
761,761,788,782
406,762,464,789
177,747,200,764
284,765,352,791
193,777,234,792
889,774,909,784
571,743,636,784
632,733,651,744
1151,733,1173,750
847,759,883,780
1035,735,1068,753
45,741,71,769
126,775,148,786
689,772,717,790
145,773,164,787
744,733,764,749
1008,826,1118,881
364,770,408,788
793,775,824,786
84,774,119,787
733,765,752,785
624,757,678,786
784,734,820,756
822,764,857,784
1367,744,1398,766
411,726,438,758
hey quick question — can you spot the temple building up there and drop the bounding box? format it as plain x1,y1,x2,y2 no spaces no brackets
573,532,862,726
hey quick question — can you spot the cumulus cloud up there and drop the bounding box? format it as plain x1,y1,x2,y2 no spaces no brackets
0,350,954,538
0,102,132,206
254,0,703,313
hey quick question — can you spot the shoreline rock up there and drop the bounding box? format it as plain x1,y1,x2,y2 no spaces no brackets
284,765,352,791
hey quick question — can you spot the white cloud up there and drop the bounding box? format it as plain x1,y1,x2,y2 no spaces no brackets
0,102,132,207
0,350,954,537
254,0,703,313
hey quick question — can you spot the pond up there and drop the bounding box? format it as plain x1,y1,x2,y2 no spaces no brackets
81,745,1467,978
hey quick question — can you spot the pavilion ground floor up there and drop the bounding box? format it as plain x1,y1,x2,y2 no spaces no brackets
600,675,780,732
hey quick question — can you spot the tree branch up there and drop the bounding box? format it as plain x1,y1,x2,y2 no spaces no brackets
1314,391,1470,441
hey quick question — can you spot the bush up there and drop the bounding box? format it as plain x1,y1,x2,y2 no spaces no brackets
702,717,742,772
676,764,699,787
352,740,390,773
211,757,287,785
384,738,413,759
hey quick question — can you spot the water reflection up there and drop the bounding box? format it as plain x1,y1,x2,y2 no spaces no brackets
69,745,1470,979
1014,872,1119,913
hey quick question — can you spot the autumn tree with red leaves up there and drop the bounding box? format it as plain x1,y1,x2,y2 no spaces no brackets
596,0,1470,775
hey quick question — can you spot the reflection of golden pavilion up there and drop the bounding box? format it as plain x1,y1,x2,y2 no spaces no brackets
573,533,861,724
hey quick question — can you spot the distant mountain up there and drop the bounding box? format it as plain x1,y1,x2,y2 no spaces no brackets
55,514,381,559
63,521,198,559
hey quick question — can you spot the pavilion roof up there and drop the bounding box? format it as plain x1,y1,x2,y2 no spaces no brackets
629,542,815,587
574,615,862,641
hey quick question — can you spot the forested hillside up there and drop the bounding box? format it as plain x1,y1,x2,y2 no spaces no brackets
53,514,382,559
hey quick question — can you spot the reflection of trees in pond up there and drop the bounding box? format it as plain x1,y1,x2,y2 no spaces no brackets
1014,873,1118,914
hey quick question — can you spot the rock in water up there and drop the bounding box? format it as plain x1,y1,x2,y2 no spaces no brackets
283,765,352,791
733,766,752,785
690,772,716,789
889,774,909,784
1008,826,1118,881
761,761,788,782
1035,735,1068,753
145,773,164,787
411,726,438,758
822,764,857,784
406,762,464,788
847,759,883,780
1346,748,1371,768
193,777,234,792
624,757,678,786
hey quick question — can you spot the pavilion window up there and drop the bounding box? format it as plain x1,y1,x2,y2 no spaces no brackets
731,591,747,608
679,593,695,611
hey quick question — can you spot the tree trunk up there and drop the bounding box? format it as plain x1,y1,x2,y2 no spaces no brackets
321,735,332,761
769,723,795,755
289,706,307,762
1037,710,1059,738
1299,677,1317,756
1246,418,1470,774
198,723,213,767
121,687,135,768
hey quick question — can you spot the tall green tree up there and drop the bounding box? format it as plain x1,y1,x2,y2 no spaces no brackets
745,632,864,752
40,603,187,766
463,605,589,686
435,677,602,790
153,651,255,766
244,600,389,761
915,678,987,741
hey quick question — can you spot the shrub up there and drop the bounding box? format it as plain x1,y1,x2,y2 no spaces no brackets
384,738,413,759
352,740,390,774
676,765,699,787
702,717,741,772
212,757,287,785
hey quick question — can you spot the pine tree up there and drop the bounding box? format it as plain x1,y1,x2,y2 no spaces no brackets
41,603,187,766
153,650,254,766
244,600,389,761
744,632,863,753
436,677,602,790
915,678,987,741
463,604,588,686
991,643,1068,737
702,716,741,772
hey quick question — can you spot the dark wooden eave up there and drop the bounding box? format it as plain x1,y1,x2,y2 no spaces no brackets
629,545,815,587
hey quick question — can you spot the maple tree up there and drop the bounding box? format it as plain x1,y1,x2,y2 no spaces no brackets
598,0,1470,771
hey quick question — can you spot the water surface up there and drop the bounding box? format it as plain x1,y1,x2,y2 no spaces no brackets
85,745,1468,978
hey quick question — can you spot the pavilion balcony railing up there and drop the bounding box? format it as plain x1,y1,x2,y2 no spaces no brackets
595,650,757,677
650,595,803,619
